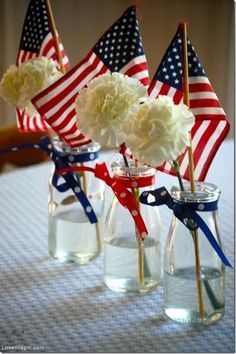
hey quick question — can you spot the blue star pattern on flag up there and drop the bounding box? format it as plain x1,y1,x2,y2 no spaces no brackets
157,33,184,91
18,1,51,54
93,8,144,73
17,0,69,69
156,31,206,91
32,6,150,148
16,0,70,132
148,24,230,181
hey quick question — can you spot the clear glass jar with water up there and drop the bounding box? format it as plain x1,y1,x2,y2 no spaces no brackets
164,182,225,324
48,138,104,263
104,160,161,293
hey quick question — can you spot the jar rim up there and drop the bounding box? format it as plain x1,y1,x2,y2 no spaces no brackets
171,182,220,203
111,159,156,178
52,137,100,155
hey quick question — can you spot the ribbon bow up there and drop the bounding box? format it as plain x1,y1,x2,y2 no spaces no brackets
57,162,148,240
40,136,98,223
0,136,98,224
140,187,232,267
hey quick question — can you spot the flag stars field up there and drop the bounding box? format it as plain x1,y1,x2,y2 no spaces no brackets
94,8,144,72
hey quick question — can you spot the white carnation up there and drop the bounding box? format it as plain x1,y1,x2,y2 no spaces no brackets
123,95,195,167
75,72,147,148
0,57,62,117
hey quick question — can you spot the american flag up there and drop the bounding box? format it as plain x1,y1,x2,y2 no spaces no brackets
16,0,70,132
32,6,150,147
148,25,230,181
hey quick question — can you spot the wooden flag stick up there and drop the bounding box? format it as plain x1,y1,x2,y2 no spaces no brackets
80,162,88,195
135,160,144,288
181,23,195,193
45,0,89,202
45,0,66,74
181,22,205,319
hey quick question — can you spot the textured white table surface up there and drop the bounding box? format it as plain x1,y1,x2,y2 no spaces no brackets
0,139,234,353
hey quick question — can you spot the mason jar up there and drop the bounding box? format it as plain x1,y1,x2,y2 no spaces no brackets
48,137,104,263
164,182,225,324
104,160,161,293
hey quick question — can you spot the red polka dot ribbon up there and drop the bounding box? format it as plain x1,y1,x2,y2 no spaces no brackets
119,143,133,159
113,175,155,189
57,162,148,240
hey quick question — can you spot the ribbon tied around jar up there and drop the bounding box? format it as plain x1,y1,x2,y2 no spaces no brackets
140,186,232,267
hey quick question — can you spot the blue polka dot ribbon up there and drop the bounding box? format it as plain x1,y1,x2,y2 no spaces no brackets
0,136,98,224
140,186,232,267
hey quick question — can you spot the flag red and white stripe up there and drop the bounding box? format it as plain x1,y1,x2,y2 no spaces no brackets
148,26,230,182
119,55,150,88
149,76,230,182
16,108,48,132
32,53,148,146
32,6,150,147
17,32,69,69
16,0,70,132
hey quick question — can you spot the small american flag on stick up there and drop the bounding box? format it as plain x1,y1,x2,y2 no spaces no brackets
32,6,150,148
148,25,230,181
16,0,70,132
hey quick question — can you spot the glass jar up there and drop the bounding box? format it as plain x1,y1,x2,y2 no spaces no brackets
104,160,161,293
48,138,104,263
164,182,225,324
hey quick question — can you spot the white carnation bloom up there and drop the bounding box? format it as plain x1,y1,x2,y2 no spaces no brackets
75,72,147,147
123,95,195,167
0,57,62,117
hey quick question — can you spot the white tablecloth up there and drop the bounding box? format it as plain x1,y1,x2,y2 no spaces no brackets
0,139,234,353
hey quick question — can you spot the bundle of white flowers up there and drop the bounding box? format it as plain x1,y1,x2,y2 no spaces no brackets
123,95,195,167
0,57,62,117
75,72,147,148
75,72,195,167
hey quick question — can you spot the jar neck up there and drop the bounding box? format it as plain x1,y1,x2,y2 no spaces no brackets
52,137,100,163
113,174,155,189
171,182,220,204
112,160,156,189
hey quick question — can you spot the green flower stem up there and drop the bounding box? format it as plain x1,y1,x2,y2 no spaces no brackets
172,160,184,191
122,153,130,169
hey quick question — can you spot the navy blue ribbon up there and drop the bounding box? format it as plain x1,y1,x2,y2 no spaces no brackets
0,136,98,224
140,187,232,267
